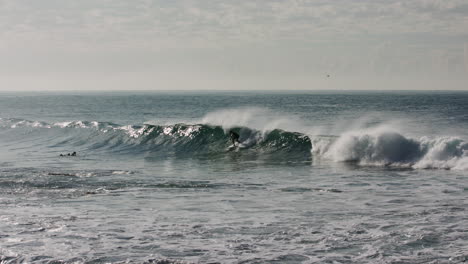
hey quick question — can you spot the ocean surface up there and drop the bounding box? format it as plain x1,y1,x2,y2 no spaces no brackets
0,91,467,263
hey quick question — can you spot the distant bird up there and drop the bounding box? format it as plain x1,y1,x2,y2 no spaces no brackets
327,74,330,78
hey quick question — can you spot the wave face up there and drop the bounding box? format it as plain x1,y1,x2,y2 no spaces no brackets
1,116,467,170
0,118,312,161
313,126,468,170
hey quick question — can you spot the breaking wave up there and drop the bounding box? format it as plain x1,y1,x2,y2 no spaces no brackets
1,116,467,170
0,117,312,161
313,126,468,170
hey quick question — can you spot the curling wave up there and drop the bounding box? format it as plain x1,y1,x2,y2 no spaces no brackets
0,118,312,160
1,117,467,169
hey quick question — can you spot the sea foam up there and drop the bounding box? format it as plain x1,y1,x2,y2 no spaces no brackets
313,125,468,170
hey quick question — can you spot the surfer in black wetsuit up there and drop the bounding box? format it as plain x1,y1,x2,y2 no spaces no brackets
60,151,77,157
229,131,240,145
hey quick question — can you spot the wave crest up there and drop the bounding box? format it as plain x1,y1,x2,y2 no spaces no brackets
315,126,468,170
2,117,467,169
0,118,312,160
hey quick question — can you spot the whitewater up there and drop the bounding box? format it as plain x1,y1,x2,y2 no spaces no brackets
0,91,467,263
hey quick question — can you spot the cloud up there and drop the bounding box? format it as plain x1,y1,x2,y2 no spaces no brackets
465,43,468,74
2,0,467,47
0,0,467,90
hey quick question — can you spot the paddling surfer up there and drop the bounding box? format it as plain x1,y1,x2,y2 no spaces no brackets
60,151,77,157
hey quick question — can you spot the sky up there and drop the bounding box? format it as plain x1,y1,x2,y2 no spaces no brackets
0,0,467,90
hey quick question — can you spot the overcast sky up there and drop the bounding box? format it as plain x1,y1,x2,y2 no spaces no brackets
1,0,467,90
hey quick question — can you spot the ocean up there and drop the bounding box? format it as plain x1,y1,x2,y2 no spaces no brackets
0,91,467,263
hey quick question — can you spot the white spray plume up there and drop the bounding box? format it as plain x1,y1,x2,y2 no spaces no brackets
200,107,306,133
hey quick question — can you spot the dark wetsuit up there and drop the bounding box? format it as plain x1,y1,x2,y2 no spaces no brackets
60,151,77,157
230,131,240,145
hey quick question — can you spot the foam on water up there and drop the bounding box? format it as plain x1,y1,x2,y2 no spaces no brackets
312,124,468,170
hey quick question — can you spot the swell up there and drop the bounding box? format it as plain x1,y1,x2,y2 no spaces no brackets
0,118,312,160
1,118,467,170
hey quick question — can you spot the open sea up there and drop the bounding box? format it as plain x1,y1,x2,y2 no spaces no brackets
0,91,467,264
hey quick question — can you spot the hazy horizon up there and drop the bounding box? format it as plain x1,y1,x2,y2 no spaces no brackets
1,0,467,91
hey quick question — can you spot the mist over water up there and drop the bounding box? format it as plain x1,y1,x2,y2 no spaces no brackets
0,91,467,263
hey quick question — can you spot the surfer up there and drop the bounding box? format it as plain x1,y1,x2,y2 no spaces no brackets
60,152,77,157
229,130,240,145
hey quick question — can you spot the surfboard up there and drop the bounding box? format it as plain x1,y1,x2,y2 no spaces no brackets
226,142,247,151
237,143,247,149
227,144,237,151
